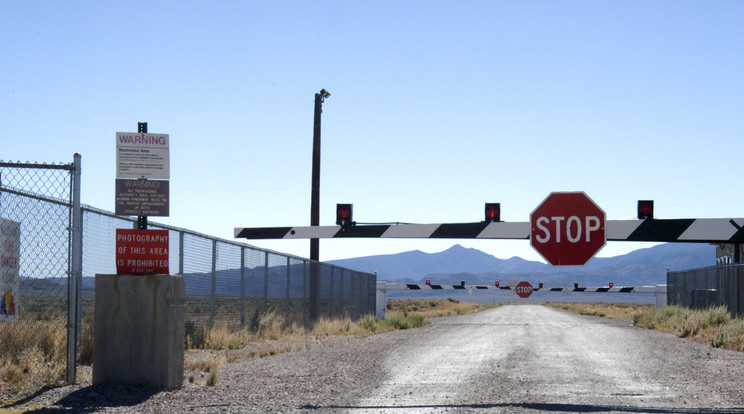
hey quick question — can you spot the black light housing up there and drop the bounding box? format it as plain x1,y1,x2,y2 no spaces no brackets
460,280,466,287
574,282,579,289
485,203,501,222
609,282,614,288
638,200,654,220
336,203,354,230
495,281,500,287
426,279,431,285
539,283,544,289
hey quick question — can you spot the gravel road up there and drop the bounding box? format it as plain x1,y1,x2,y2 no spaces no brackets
19,305,744,413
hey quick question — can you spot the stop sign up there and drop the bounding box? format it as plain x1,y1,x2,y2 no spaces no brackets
530,192,606,266
515,281,533,298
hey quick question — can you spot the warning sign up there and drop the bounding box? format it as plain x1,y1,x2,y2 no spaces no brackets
116,132,170,179
116,229,169,275
115,178,169,216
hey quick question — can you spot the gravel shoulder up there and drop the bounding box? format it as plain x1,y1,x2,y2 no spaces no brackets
11,305,744,413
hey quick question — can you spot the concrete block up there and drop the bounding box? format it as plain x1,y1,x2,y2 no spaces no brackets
93,274,185,388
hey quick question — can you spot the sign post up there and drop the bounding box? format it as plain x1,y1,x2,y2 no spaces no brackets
115,123,171,273
530,192,606,266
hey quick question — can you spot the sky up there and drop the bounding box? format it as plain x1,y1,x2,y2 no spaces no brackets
2,1,743,263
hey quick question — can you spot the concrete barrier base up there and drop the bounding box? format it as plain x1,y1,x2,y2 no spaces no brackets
93,274,185,388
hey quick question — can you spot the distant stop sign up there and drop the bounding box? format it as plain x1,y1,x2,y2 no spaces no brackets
530,192,606,266
515,281,533,298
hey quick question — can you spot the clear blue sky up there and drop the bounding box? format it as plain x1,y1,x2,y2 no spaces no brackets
3,1,742,262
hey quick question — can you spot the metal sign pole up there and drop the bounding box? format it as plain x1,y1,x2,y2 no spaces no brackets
136,122,148,230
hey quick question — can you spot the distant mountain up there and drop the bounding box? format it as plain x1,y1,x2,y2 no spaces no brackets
329,243,715,287
327,245,515,281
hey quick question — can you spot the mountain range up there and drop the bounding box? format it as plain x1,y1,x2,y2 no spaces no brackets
329,243,715,287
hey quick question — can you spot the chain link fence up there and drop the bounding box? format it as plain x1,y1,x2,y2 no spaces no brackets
0,158,80,395
81,205,377,343
667,264,744,317
1,155,375,397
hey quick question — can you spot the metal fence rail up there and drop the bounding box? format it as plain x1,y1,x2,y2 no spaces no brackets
1,155,375,397
667,264,744,317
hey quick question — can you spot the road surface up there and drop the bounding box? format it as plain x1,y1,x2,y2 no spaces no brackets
352,305,744,413
23,304,744,413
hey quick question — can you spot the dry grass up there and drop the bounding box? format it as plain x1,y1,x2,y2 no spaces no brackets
549,302,744,353
632,305,744,351
181,309,432,386
545,302,652,320
387,298,499,318
181,299,487,386
0,317,67,396
184,353,224,387
1,299,494,397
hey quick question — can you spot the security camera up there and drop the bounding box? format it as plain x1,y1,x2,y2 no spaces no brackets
320,89,331,98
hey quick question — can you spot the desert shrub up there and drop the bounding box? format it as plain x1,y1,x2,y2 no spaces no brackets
356,314,379,332
635,305,732,338
710,319,744,350
185,320,206,349
382,314,428,330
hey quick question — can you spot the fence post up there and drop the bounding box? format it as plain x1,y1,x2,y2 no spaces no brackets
339,268,345,316
264,251,269,313
736,266,743,317
370,273,376,316
240,246,245,326
376,281,387,318
178,231,184,276
351,271,357,319
67,153,82,384
303,260,308,328
286,256,290,326
210,240,216,326
329,267,335,318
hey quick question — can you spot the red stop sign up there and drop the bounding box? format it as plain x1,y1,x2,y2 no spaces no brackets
515,281,533,298
530,192,606,266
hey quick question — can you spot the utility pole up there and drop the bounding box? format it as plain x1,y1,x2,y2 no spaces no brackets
309,89,330,322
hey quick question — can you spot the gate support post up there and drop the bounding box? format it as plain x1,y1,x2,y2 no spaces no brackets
376,282,388,318
655,284,668,308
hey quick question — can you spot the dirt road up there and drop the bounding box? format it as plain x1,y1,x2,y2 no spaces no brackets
353,305,744,413
21,305,744,413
